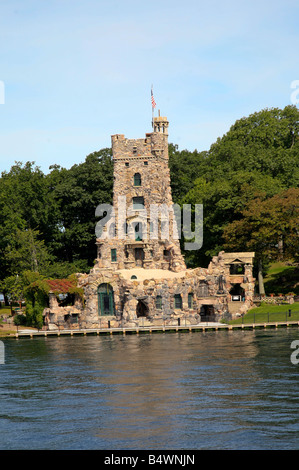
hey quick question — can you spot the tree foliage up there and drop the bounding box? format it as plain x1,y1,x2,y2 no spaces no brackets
178,105,299,267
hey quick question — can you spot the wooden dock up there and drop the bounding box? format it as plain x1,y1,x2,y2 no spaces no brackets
11,320,299,338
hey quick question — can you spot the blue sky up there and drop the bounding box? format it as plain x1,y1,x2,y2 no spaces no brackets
0,0,299,174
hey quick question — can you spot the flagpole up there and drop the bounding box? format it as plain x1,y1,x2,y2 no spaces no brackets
151,85,157,129
151,84,154,128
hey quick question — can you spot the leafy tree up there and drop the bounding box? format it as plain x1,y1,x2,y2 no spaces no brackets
207,105,299,186
222,188,299,294
46,149,113,267
182,171,286,267
168,143,208,203
0,161,57,286
3,228,52,275
181,105,299,267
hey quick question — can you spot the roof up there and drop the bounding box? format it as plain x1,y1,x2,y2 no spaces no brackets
45,279,77,294
222,252,255,264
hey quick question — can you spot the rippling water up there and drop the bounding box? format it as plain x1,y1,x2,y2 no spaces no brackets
1,329,299,450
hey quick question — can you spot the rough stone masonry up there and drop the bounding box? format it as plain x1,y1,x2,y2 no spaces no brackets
43,114,255,329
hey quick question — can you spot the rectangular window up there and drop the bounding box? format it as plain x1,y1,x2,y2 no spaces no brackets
111,248,117,262
156,295,162,309
132,196,144,210
188,293,193,309
174,294,182,309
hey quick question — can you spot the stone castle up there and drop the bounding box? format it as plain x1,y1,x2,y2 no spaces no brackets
43,114,255,329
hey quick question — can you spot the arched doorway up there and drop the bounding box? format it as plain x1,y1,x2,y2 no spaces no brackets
98,283,114,315
136,299,149,318
200,305,216,321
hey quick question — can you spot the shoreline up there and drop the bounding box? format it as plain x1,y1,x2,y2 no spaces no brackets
2,320,299,339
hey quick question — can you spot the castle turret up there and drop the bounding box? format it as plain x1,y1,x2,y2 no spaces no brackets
96,115,186,272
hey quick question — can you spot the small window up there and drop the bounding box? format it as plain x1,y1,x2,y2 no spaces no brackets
174,294,182,309
125,162,129,167
131,275,137,280
133,196,144,210
134,173,141,186
188,293,194,309
144,161,148,165
163,249,170,257
199,282,208,297
111,248,117,262
156,295,162,310
133,147,137,154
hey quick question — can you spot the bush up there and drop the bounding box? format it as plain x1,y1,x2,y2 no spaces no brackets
13,314,26,326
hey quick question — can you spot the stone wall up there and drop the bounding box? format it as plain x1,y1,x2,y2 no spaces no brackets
95,115,185,273
43,249,255,329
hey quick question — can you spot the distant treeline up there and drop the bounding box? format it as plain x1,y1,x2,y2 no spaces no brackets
0,105,298,302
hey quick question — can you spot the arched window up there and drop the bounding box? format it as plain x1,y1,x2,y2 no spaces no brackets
98,283,114,316
174,294,182,309
134,173,141,186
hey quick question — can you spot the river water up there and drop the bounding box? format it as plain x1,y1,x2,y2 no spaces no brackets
0,329,299,450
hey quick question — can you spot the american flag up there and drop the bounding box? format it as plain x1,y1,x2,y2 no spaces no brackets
151,88,156,108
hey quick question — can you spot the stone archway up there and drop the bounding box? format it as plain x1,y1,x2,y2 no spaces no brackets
136,299,149,318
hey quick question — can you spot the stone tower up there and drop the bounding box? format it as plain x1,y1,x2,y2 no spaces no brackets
95,114,186,273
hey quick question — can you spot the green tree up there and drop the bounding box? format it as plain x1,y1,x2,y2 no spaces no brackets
46,148,113,267
0,161,57,285
168,143,208,204
4,228,52,275
180,105,299,267
222,188,299,294
207,105,299,186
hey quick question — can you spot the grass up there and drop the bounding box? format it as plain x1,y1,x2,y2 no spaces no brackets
263,261,299,295
230,302,299,324
0,307,12,315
